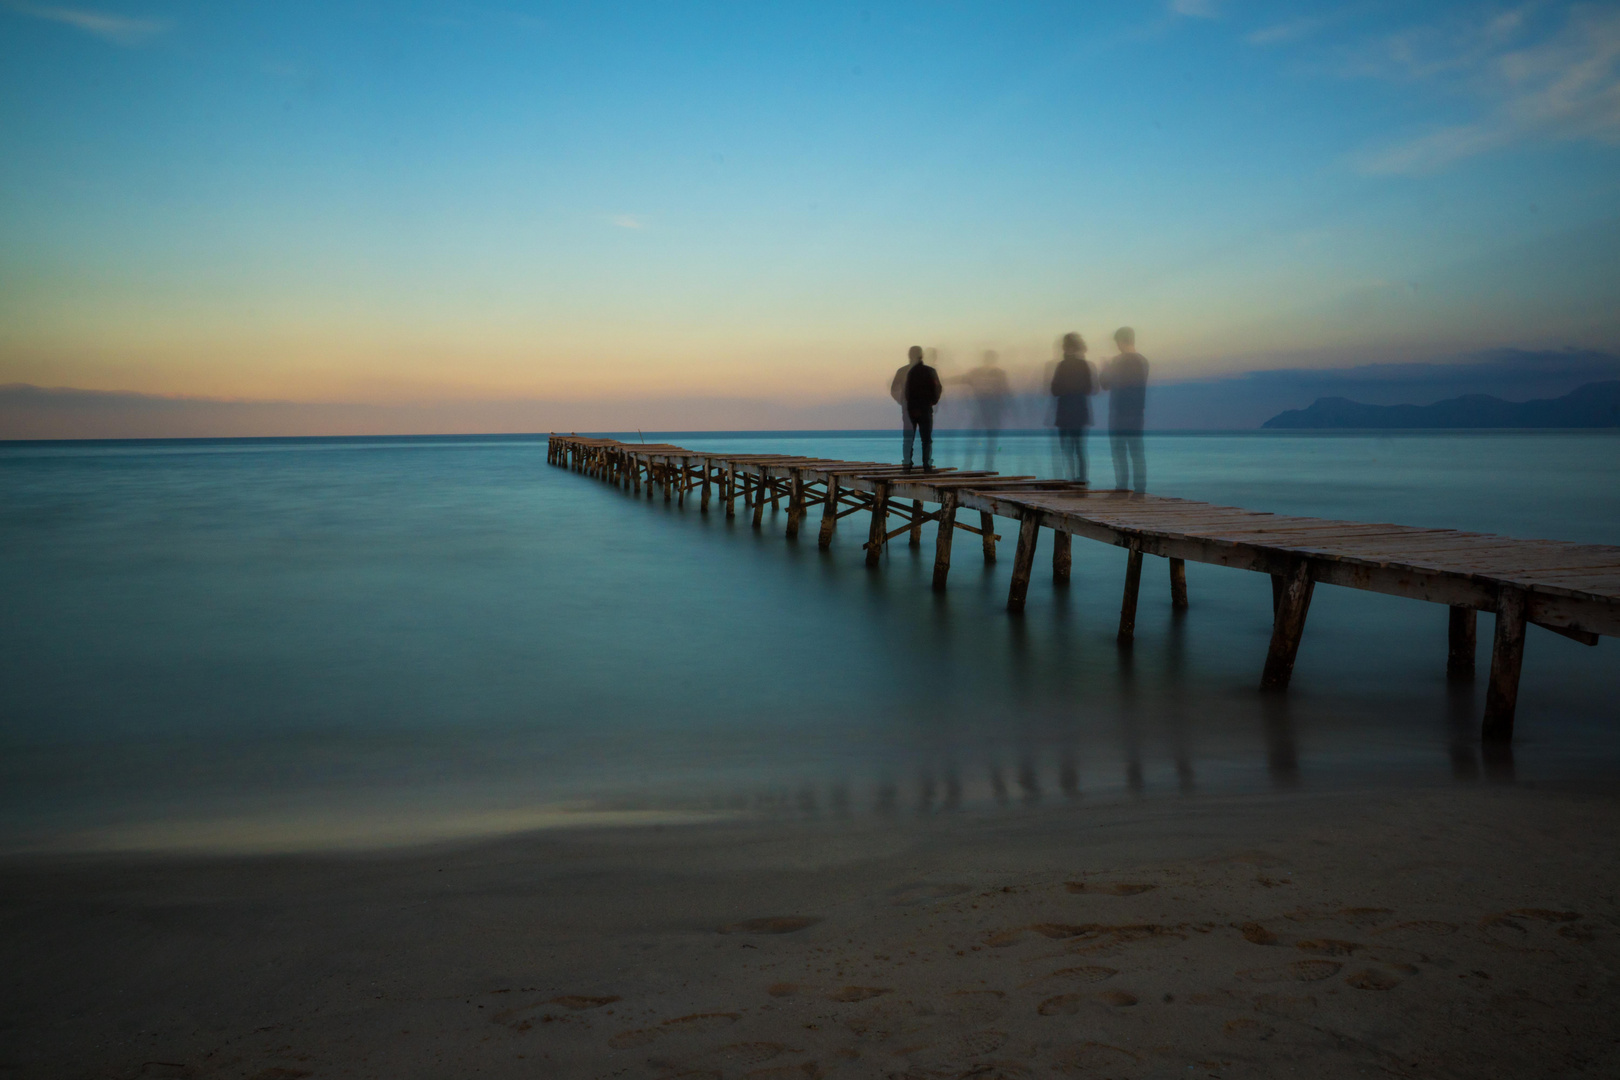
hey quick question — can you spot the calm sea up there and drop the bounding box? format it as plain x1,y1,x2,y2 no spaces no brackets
3,431,1617,853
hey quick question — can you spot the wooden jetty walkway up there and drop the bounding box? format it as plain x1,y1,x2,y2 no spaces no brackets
547,434,1616,743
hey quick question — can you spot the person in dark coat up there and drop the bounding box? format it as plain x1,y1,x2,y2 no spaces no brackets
1099,326,1149,493
1050,332,1095,482
902,346,943,471
890,346,922,467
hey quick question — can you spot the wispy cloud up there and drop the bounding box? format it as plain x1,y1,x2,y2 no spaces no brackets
8,3,165,46
610,215,645,230
1248,16,1330,47
1357,4,1620,175
1169,0,1218,18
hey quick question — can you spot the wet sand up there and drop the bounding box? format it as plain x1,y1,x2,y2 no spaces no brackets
3,783,1618,1079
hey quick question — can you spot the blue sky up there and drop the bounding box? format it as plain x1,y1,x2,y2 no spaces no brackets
2,0,1618,418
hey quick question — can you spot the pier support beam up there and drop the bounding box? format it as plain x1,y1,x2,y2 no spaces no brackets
1261,562,1315,690
1052,530,1071,585
1170,557,1188,610
865,483,891,566
676,457,688,506
932,491,960,591
818,476,839,548
980,511,997,563
1482,589,1527,742
752,468,767,528
786,471,805,539
1448,606,1477,680
909,500,924,548
701,459,712,511
1118,545,1144,645
1006,512,1041,612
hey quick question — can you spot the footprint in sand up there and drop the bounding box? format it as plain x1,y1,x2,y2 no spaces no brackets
721,916,821,935
1345,968,1404,991
1028,965,1118,987
1294,939,1361,956
1374,920,1458,941
828,986,891,1003
1238,923,1279,945
1049,1041,1140,1073
701,1042,790,1067
549,994,620,1010
1066,881,1157,896
1224,1018,1277,1041
932,990,1007,1024
1236,959,1342,983
956,1030,1010,1056
1037,989,1136,1014
767,983,801,998
888,882,972,905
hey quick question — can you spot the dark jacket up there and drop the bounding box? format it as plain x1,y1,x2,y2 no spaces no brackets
1100,352,1148,433
904,363,943,422
1050,356,1095,430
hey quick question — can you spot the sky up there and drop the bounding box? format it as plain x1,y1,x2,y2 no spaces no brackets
2,0,1619,431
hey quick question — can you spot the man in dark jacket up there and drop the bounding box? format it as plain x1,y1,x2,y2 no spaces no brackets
901,346,943,471
1099,326,1149,493
1049,332,1095,482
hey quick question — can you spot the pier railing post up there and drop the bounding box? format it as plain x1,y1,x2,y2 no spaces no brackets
1052,530,1072,585
1482,588,1528,742
1118,543,1144,644
932,490,959,591
1170,557,1188,609
980,511,997,563
865,482,891,566
1447,606,1476,680
1006,511,1041,612
818,475,840,548
1260,561,1315,690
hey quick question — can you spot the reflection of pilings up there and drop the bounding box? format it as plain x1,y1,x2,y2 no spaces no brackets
1261,695,1300,787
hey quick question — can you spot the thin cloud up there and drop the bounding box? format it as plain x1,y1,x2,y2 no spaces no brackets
8,3,165,45
1249,16,1329,47
610,215,645,230
1358,4,1620,175
1169,0,1218,18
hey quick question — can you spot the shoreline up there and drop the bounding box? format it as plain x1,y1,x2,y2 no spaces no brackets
4,782,1617,1078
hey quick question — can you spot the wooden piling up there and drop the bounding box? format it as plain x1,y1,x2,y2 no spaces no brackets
909,500,923,548
676,457,687,506
1260,562,1315,690
981,511,997,563
724,466,735,518
701,458,712,511
1117,545,1144,645
1482,589,1527,742
1052,530,1072,585
1448,606,1477,681
865,482,891,567
1170,557,1188,610
818,475,840,548
1006,512,1041,612
752,468,767,527
786,470,805,538
932,490,959,592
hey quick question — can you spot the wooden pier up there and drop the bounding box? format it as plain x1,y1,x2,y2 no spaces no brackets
547,434,1616,742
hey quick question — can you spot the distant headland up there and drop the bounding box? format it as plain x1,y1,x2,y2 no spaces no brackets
1262,380,1620,430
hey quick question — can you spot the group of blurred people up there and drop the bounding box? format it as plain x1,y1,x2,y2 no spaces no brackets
888,327,1149,493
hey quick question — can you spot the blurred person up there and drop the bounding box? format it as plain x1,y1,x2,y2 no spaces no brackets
890,346,923,468
1049,332,1095,482
1100,326,1148,493
951,350,1012,470
902,345,943,471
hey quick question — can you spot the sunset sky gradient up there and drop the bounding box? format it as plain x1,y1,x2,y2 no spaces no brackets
3,0,1619,429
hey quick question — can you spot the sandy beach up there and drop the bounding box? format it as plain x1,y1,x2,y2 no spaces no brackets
4,781,1617,1080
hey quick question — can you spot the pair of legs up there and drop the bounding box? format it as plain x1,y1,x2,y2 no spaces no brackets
1110,430,1145,493
902,408,934,469
1058,427,1087,483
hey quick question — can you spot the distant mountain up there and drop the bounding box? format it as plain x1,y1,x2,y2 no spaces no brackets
1262,381,1620,429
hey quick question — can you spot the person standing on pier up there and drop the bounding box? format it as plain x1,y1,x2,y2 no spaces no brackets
900,345,943,471
1100,326,1148,493
891,346,923,468
1050,332,1095,483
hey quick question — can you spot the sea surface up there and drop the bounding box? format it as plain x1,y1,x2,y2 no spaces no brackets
3,430,1618,853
